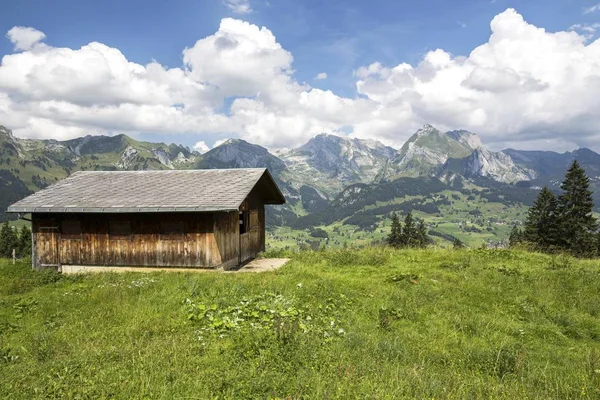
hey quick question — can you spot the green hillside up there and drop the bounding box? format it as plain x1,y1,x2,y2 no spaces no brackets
0,248,599,398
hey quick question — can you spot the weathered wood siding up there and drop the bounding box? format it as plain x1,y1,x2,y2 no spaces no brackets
239,189,266,263
31,212,240,269
213,211,240,268
29,183,271,270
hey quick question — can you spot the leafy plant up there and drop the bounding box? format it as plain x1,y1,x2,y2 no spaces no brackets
387,273,419,284
185,292,351,343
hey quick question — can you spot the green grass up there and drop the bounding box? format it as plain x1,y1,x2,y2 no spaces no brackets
1,248,599,398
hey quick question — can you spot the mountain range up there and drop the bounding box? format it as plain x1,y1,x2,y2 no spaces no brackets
2,123,599,245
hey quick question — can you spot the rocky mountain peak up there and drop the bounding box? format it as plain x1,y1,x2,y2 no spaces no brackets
198,138,286,172
417,124,438,133
411,124,442,139
298,132,346,152
0,125,15,141
446,130,483,150
392,125,475,178
294,133,396,163
462,148,536,182
571,148,600,163
216,138,237,147
276,133,397,195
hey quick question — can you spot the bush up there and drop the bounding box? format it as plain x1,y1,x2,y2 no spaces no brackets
309,228,328,239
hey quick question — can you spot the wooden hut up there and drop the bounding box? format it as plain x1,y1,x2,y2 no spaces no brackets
7,168,285,271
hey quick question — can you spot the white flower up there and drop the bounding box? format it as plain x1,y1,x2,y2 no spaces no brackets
297,283,303,288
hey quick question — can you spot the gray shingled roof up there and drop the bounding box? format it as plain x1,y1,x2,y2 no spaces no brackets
7,168,285,213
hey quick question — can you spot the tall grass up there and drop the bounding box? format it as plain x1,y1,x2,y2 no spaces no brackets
0,248,599,398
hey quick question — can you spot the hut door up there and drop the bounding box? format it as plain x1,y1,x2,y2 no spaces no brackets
39,225,60,268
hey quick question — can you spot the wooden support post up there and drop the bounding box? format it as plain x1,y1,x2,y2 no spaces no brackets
12,248,16,265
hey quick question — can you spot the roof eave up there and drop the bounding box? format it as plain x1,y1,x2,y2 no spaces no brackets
6,206,239,214
263,169,286,205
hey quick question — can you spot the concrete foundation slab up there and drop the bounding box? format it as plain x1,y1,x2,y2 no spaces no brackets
60,258,290,274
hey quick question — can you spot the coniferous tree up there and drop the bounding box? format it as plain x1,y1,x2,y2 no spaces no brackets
401,211,417,247
509,225,523,248
0,221,18,258
17,226,31,258
453,238,465,249
524,187,559,251
557,161,597,257
416,219,429,248
387,213,402,248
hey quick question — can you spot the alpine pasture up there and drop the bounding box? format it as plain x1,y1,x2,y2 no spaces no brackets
0,248,599,399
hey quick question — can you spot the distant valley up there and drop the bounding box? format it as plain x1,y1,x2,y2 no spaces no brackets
2,124,600,248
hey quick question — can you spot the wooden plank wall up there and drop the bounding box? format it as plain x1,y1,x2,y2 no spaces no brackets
32,212,240,269
239,190,266,262
30,185,272,270
35,223,59,268
213,211,239,267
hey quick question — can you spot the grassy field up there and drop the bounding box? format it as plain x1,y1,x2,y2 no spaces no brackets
0,249,599,398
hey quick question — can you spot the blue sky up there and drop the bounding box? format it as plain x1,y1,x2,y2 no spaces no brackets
1,0,600,151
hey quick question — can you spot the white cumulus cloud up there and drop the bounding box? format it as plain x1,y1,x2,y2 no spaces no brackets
2,9,600,151
6,26,46,51
570,23,600,40
353,9,600,149
193,140,210,153
182,18,295,103
315,72,327,80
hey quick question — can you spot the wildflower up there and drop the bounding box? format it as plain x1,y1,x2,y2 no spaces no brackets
297,283,303,288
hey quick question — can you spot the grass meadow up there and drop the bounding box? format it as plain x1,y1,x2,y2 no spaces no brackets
0,248,599,399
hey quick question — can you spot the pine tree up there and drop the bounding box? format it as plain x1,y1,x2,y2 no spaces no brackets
453,238,465,249
0,222,18,258
557,161,597,257
416,219,429,248
509,225,523,248
387,213,402,248
524,187,559,251
401,211,417,247
17,226,31,258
